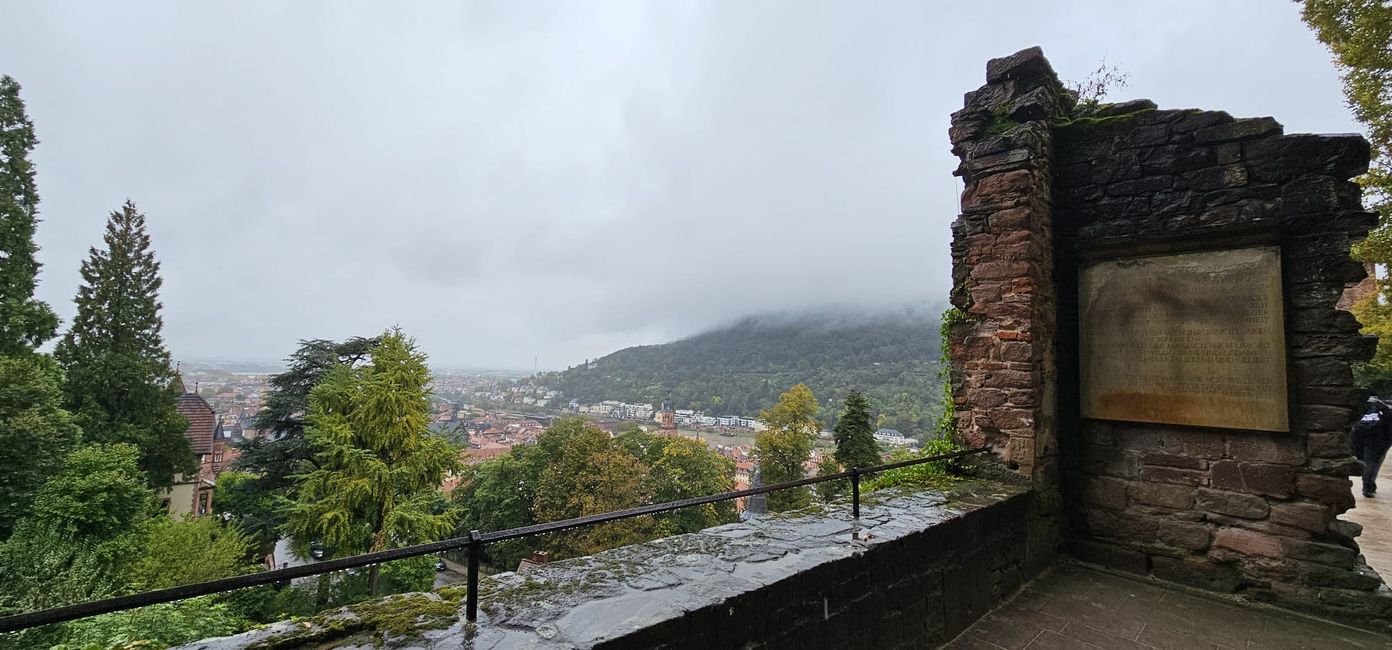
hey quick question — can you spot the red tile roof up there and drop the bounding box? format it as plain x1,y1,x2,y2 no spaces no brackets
177,393,217,455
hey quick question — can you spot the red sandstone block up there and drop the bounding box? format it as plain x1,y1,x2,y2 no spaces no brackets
1269,502,1332,534
987,207,1033,231
972,260,1033,280
1295,474,1356,511
1158,521,1213,551
974,169,1034,197
1279,538,1358,569
1139,466,1206,486
995,330,1031,341
1213,528,1283,558
999,341,1033,363
1227,436,1307,465
1307,432,1352,458
1080,476,1127,510
1195,487,1270,519
968,284,1001,304
974,389,1008,409
981,369,1032,388
1142,453,1203,470
996,229,1035,245
1129,481,1196,509
989,408,1033,430
1209,460,1296,498
1164,430,1226,459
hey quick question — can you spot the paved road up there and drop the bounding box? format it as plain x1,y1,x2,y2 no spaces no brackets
270,537,311,570
1345,456,1392,581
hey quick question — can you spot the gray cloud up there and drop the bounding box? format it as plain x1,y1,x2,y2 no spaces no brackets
1,0,1359,369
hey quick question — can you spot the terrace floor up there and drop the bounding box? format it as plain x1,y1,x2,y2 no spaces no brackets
944,563,1390,650
1346,457,1392,582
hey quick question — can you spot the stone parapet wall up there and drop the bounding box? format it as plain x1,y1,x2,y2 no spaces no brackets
185,483,1041,649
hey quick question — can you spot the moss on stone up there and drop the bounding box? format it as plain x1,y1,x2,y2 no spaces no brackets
245,592,461,649
1053,107,1156,130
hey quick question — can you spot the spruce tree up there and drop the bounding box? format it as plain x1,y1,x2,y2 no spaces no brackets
0,75,59,354
56,201,192,488
833,390,880,470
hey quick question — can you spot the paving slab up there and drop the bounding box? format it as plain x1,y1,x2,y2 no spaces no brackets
944,563,1391,650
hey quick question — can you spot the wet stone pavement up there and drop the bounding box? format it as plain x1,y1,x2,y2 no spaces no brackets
1346,457,1392,583
945,563,1391,650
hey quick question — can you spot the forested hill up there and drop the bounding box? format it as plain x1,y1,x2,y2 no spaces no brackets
539,306,947,437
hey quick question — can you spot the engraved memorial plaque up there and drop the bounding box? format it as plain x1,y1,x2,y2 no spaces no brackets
1079,247,1288,432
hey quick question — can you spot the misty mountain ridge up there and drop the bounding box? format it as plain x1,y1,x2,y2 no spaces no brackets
542,302,949,436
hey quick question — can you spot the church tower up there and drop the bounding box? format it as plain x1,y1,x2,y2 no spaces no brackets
658,393,677,434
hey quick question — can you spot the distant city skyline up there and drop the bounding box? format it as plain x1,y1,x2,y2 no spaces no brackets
1,1,1360,368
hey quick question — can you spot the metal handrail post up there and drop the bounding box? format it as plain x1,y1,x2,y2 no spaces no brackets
466,530,481,622
851,467,861,518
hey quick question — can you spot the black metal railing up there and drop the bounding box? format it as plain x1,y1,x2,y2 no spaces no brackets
0,446,990,634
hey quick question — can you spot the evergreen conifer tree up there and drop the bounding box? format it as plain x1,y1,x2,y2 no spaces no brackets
0,75,59,354
0,75,80,538
56,201,191,488
833,390,880,470
282,330,459,595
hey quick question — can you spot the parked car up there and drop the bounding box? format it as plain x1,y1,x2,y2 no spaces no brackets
309,540,327,560
435,557,447,572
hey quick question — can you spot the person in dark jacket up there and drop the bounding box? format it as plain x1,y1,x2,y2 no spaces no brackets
1350,397,1392,498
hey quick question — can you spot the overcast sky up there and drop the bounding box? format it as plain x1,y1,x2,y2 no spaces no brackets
0,1,1361,369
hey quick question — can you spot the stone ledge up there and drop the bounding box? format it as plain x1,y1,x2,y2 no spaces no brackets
184,480,1037,649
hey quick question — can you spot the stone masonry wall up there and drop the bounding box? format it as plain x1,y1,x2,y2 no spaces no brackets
949,47,1392,632
947,47,1066,485
1053,101,1389,628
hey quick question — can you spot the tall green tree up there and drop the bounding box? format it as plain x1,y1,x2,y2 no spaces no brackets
281,330,459,595
55,201,191,488
0,75,59,355
754,384,819,512
0,75,79,541
644,436,737,535
832,390,880,470
0,355,80,538
531,419,653,559
229,336,378,554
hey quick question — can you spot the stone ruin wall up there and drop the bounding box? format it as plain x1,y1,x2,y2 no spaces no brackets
948,47,1391,630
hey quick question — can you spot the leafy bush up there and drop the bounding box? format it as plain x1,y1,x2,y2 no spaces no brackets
862,436,962,492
